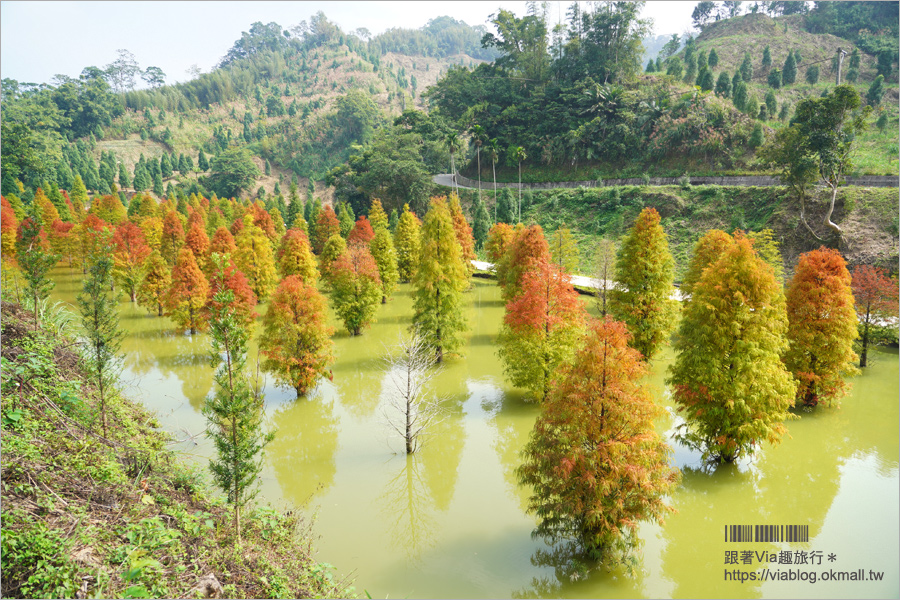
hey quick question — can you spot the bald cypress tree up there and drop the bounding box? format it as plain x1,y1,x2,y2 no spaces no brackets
412,197,468,362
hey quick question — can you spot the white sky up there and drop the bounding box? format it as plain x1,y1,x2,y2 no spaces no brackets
0,1,697,86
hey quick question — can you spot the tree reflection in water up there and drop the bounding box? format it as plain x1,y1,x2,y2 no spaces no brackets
378,454,438,564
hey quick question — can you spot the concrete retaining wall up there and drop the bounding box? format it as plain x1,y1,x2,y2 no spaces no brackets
451,173,899,190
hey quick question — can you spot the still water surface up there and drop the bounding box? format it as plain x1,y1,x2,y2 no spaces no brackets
49,266,899,599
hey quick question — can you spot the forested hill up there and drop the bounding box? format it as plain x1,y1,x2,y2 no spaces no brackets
1,2,897,218
0,12,491,199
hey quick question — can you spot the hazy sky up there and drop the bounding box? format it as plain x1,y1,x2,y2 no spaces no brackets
0,1,697,86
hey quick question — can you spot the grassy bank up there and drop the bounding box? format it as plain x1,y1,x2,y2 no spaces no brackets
450,183,898,279
0,301,353,599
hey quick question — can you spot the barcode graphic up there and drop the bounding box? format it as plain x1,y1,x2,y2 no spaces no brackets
725,525,809,543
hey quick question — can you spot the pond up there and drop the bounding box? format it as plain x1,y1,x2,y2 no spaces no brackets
49,266,899,599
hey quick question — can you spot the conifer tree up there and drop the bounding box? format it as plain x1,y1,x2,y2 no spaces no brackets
783,50,797,85
484,222,515,264
234,214,278,301
388,209,399,233
549,227,579,275
681,229,733,298
740,51,753,81
209,226,237,258
497,257,586,402
348,215,375,246
313,204,341,254
161,210,185,265
394,203,421,282
669,235,796,463
203,254,272,543
330,243,383,335
497,224,550,302
111,222,152,302
472,196,491,250
70,175,89,219
203,253,258,332
518,317,679,560
609,208,677,360
16,215,60,326
260,275,334,396
78,236,123,437
285,183,302,229
412,197,468,362
318,234,348,285
448,193,476,278
138,250,171,316
784,248,858,407
762,45,772,70
185,220,210,269
198,150,209,172
368,198,389,232
337,202,355,238
277,229,318,285
167,248,210,334
369,225,399,303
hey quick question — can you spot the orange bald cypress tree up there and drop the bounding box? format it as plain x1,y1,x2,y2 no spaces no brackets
517,317,679,561
784,247,859,407
681,229,734,298
260,275,334,397
111,221,152,302
161,210,185,265
347,215,375,246
166,248,210,334
497,257,587,402
209,226,237,258
185,220,210,268
313,205,341,254
448,193,476,278
496,224,550,301
203,253,258,329
329,243,383,335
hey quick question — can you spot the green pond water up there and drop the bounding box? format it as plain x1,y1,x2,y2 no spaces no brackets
48,266,899,599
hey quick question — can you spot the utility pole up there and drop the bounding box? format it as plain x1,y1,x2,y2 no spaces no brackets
835,48,846,85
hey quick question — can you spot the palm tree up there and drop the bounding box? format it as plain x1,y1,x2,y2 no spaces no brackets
487,138,500,222
513,146,527,222
471,124,486,203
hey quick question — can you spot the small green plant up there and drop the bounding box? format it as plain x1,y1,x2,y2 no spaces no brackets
678,173,692,190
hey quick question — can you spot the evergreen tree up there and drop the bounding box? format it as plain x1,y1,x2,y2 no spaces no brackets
517,317,679,560
472,196,491,250
286,182,302,229
160,153,172,178
669,235,795,463
708,48,719,68
388,209,399,233
866,75,885,106
78,236,122,437
204,254,273,542
715,71,732,97
16,216,60,328
337,202,355,238
394,203,421,282
260,275,334,397
198,150,209,171
767,67,782,89
782,50,797,85
762,45,772,70
412,197,468,362
740,51,753,82
609,208,677,360
732,81,748,111
698,68,714,91
765,89,778,116
496,188,516,225
784,248,858,407
118,163,131,189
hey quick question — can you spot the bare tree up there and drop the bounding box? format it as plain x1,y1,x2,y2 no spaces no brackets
381,333,444,454
593,237,617,317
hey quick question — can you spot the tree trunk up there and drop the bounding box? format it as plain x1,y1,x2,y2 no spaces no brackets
860,315,870,368
823,182,843,241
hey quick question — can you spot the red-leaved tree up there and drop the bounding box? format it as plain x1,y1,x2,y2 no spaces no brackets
112,222,152,301
851,264,899,368
166,248,209,334
260,275,334,397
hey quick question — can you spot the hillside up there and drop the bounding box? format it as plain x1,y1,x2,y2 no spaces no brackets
0,301,352,599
